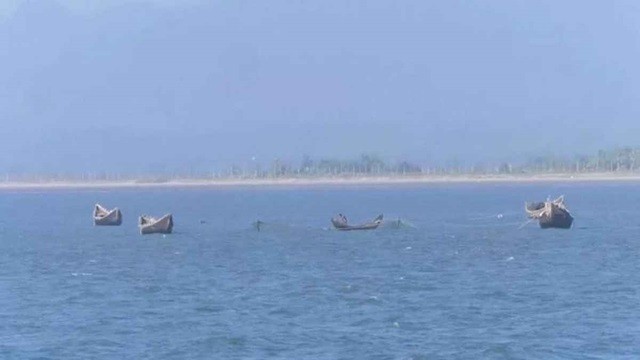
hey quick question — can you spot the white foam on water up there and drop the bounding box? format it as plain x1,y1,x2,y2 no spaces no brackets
71,272,93,276
506,256,514,262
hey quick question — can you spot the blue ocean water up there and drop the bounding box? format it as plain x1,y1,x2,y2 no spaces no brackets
1,183,639,359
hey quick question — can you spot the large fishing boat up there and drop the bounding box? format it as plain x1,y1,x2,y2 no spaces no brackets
525,196,573,229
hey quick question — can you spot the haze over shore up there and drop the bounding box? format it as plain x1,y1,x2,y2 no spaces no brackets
2,0,640,175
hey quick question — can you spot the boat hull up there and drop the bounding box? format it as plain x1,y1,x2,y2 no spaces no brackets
538,210,573,229
331,214,383,231
93,206,122,226
333,224,380,231
139,214,173,235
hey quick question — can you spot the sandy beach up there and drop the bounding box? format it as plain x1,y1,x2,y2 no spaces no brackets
2,173,640,190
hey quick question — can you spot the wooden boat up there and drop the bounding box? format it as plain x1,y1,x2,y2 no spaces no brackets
331,214,383,231
139,214,173,234
525,196,573,229
93,204,122,226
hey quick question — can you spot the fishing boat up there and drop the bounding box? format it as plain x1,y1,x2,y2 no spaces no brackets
93,204,122,226
525,196,573,229
139,214,173,234
331,214,383,231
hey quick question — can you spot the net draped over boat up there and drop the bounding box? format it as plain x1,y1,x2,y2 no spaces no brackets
525,196,568,220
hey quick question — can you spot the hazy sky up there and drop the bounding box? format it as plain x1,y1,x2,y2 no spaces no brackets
1,0,640,174
0,0,201,19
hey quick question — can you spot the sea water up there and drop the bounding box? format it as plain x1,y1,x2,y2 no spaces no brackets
0,183,639,359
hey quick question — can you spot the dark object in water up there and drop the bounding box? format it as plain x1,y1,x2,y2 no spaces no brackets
254,220,265,231
139,214,173,234
331,214,383,231
93,204,122,226
525,196,573,229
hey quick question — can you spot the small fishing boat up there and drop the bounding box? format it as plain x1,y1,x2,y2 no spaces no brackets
525,196,573,229
93,204,122,226
139,214,173,234
331,214,383,231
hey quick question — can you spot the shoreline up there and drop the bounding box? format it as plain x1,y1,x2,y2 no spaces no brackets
2,173,640,190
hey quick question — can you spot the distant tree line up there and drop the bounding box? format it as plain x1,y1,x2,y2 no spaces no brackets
222,154,422,179
5,148,640,182
190,147,640,178
504,147,640,174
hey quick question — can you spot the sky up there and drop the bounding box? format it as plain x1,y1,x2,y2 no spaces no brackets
1,0,640,174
